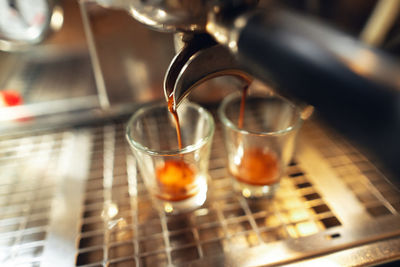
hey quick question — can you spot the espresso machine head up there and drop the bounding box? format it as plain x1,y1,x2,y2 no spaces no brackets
95,0,258,33
94,0,258,109
93,0,400,109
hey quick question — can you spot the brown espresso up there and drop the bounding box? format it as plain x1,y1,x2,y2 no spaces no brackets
231,147,279,185
238,85,249,129
155,159,197,201
154,95,196,201
234,86,280,185
168,96,183,150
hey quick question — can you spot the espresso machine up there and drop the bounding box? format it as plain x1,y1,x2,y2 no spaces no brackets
1,0,400,266
91,0,400,179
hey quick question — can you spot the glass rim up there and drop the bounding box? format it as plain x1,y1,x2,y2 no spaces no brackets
218,92,303,136
126,101,215,156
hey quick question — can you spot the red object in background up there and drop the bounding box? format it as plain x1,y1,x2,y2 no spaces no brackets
0,90,31,122
0,90,23,107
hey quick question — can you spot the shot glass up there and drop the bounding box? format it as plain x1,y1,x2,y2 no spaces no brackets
218,92,302,198
126,101,214,214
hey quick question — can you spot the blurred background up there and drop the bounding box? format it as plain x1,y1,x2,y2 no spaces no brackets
1,0,399,118
1,1,400,266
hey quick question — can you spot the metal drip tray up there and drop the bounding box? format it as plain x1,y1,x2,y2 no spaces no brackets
1,108,400,266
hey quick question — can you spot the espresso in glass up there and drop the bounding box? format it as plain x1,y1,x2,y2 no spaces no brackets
219,88,302,198
126,99,214,213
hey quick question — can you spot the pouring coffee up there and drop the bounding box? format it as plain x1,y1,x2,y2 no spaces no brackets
92,0,400,180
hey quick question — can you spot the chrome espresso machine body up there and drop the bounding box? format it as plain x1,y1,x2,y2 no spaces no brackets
1,0,400,266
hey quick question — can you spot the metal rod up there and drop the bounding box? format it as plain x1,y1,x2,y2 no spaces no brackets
79,0,111,109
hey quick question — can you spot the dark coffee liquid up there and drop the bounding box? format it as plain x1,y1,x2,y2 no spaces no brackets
231,147,279,185
168,96,183,150
154,95,197,202
234,85,280,185
238,85,249,129
155,159,196,201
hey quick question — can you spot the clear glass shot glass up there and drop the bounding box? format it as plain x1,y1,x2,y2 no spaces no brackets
126,101,214,214
218,92,303,198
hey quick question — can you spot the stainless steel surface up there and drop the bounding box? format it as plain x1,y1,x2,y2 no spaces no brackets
0,0,63,51
79,2,174,106
0,128,90,266
0,0,172,119
2,106,400,266
75,115,400,267
93,0,258,33
79,1,110,109
165,42,252,109
0,0,99,119
0,49,96,104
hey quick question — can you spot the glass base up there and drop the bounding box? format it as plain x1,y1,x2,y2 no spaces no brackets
234,179,280,198
153,178,208,215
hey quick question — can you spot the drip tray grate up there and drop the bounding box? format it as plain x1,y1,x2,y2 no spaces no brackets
0,130,84,267
1,110,400,266
75,117,400,266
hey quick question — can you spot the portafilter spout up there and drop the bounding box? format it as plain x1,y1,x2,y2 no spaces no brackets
164,34,252,110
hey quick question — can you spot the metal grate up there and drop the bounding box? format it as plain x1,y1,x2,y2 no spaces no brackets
302,121,400,218
0,131,70,266
1,109,400,266
75,115,399,267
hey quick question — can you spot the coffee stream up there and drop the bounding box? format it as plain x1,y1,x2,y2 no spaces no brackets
238,85,249,129
154,95,195,202
233,85,280,186
167,96,183,150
